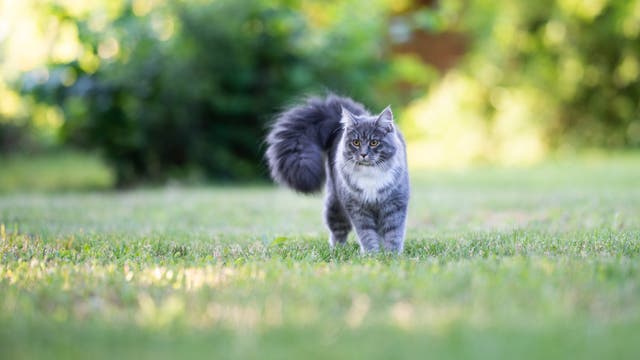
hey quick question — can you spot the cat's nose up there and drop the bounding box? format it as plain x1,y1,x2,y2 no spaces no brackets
360,153,368,159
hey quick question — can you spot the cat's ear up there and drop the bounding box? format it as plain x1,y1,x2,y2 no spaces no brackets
340,106,358,128
376,105,394,133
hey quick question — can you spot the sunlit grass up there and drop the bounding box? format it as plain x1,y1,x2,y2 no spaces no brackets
0,151,114,193
1,153,640,359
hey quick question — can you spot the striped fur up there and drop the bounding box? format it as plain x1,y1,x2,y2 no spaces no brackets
265,94,409,253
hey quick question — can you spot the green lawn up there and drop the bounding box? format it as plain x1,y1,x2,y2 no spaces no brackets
1,154,639,359
0,151,114,193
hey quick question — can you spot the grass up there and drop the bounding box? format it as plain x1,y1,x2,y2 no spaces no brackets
0,151,114,193
1,153,639,359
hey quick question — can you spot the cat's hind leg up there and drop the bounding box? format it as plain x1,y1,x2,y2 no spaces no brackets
324,195,352,247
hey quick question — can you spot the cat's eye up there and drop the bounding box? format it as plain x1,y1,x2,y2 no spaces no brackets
369,140,380,147
352,139,361,147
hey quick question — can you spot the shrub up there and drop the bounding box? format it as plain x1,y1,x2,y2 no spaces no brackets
23,0,394,186
405,0,640,167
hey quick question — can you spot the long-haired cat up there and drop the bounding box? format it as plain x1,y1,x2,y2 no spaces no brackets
266,94,409,254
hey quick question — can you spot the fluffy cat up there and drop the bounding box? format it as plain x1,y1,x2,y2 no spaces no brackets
266,94,409,253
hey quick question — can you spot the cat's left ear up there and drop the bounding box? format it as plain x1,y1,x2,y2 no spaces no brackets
376,106,394,133
341,106,358,128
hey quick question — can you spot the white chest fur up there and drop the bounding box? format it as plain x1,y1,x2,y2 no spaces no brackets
349,165,397,202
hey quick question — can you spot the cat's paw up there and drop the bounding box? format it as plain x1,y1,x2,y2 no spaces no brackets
329,234,348,248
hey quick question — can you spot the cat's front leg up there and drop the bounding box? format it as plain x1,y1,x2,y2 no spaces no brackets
347,208,380,253
380,223,405,254
353,225,381,253
379,197,408,254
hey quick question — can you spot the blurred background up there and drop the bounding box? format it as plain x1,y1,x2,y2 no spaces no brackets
0,0,639,190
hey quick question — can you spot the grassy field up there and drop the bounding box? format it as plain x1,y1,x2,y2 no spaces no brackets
1,153,639,359
0,151,114,193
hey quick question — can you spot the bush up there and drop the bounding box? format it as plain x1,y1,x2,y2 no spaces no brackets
443,0,640,148
23,0,394,186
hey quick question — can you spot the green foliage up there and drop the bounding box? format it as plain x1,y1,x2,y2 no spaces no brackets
23,0,394,185
0,122,29,154
432,0,640,148
1,157,640,358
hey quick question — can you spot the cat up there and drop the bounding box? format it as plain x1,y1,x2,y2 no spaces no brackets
266,94,409,254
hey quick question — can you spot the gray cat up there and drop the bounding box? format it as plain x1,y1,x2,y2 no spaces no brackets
266,94,409,254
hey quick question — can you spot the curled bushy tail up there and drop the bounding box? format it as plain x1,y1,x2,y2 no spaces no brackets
266,94,367,193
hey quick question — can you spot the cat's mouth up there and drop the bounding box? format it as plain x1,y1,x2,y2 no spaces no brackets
356,160,374,166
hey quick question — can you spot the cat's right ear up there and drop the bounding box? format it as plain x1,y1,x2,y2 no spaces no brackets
340,107,358,128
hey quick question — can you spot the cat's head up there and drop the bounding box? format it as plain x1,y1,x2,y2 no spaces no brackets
340,106,398,167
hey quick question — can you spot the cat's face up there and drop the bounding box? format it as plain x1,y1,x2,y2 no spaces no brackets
340,106,397,167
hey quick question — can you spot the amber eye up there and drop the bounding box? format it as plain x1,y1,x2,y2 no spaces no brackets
352,139,361,147
369,140,380,147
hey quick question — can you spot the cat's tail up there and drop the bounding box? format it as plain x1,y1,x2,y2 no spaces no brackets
266,94,367,194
